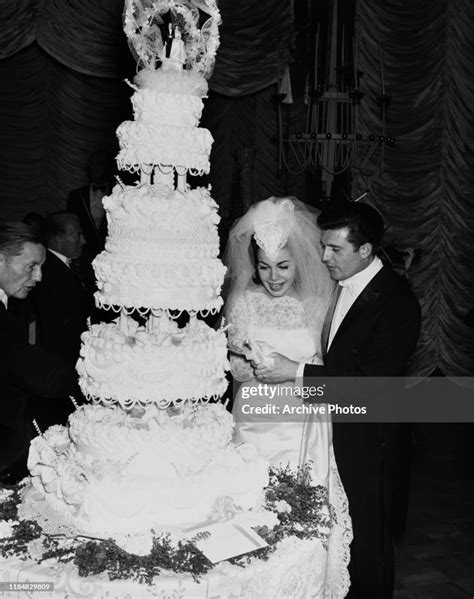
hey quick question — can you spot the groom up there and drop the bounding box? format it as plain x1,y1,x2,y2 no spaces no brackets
255,202,421,599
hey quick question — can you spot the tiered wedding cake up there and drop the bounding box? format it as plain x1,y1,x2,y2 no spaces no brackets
26,1,271,542
0,4,352,597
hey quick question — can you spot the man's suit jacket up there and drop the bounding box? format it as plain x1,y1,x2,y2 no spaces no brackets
68,186,107,257
306,265,421,380
32,251,93,361
68,186,108,294
304,266,421,597
0,302,79,474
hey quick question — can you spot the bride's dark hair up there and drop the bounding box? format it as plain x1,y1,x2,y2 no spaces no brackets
250,237,261,285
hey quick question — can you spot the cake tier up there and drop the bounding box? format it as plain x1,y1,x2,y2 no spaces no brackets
102,182,220,253
93,183,226,312
94,184,225,311
76,318,229,408
133,67,208,97
93,256,225,313
117,121,212,173
129,69,207,128
117,68,211,173
68,402,232,466
132,89,204,126
27,403,269,535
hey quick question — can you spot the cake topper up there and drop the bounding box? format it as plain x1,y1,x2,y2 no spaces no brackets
123,0,221,78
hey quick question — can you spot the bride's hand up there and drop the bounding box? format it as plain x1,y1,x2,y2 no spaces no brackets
254,353,298,383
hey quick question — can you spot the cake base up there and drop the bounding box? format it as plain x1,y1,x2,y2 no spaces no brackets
1,471,351,599
0,535,330,599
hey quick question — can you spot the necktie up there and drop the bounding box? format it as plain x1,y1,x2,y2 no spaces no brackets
321,285,342,356
69,259,87,290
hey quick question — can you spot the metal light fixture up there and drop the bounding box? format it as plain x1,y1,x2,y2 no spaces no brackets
277,0,393,200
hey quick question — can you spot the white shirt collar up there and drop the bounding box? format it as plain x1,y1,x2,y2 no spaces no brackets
339,256,383,296
0,288,7,309
48,248,70,267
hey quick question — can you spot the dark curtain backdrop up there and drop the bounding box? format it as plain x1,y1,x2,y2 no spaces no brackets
0,0,473,376
353,0,474,377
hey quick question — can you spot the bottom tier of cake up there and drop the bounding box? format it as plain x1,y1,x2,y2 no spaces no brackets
27,403,269,536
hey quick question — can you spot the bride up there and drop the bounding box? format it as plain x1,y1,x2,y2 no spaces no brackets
224,196,352,596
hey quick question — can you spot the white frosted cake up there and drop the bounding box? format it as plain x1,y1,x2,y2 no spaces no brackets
93,181,226,312
23,0,259,546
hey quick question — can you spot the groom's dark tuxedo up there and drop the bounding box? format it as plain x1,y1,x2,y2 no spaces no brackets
304,265,421,599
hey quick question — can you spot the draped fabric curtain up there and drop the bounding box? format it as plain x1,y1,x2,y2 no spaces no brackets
0,43,130,219
210,1,293,96
353,0,474,376
36,0,130,78
0,45,47,216
0,0,37,59
0,0,133,220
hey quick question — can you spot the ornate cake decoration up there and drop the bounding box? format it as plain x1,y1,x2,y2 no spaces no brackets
123,0,221,78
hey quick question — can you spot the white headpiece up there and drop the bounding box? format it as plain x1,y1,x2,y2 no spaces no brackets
252,198,295,260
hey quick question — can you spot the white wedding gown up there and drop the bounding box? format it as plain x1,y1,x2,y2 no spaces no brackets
228,289,352,597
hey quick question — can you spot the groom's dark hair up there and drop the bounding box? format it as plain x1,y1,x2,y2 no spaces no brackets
317,202,384,253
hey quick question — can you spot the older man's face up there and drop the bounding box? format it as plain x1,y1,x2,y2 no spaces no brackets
55,217,85,260
0,242,45,298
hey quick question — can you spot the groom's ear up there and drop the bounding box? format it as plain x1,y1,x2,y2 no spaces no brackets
358,242,373,259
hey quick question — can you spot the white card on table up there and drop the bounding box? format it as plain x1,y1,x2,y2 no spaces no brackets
190,521,268,564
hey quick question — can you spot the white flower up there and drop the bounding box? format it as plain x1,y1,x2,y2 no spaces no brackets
209,496,238,522
0,519,16,539
28,538,46,561
0,489,14,502
275,500,292,514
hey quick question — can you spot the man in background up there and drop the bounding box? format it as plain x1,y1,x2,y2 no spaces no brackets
32,211,92,361
68,150,115,293
0,222,79,483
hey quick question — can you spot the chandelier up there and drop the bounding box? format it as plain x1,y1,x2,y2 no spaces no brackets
277,0,394,200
